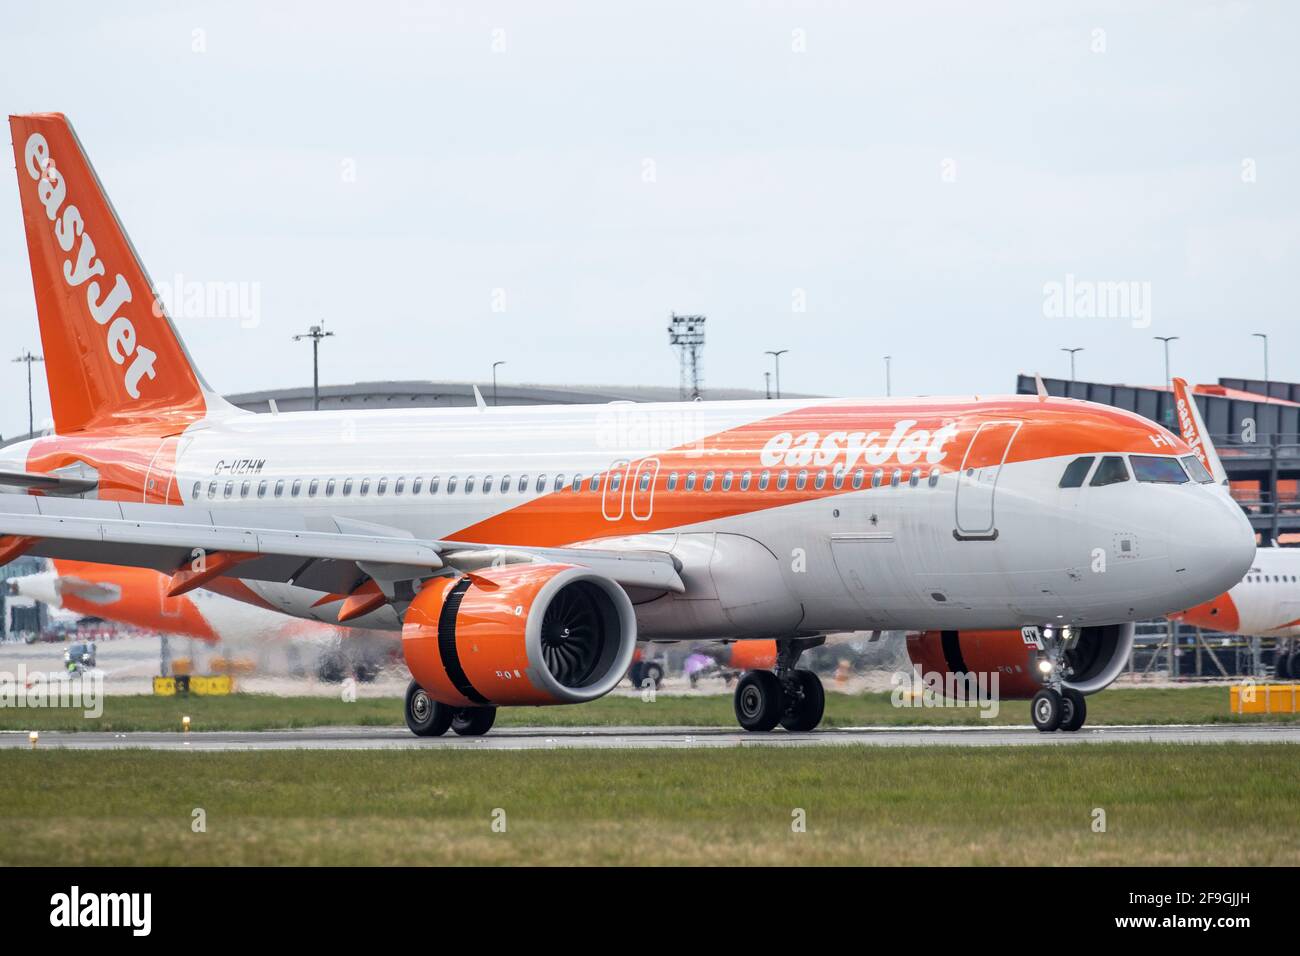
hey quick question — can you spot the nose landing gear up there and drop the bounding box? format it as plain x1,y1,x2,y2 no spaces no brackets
1029,626,1089,733
733,637,826,732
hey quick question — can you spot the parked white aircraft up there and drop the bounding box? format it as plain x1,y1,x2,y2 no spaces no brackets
0,112,1255,734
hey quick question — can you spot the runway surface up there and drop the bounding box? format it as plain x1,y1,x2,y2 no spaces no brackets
4,723,1299,751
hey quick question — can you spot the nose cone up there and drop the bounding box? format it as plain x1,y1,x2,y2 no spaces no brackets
1167,488,1255,610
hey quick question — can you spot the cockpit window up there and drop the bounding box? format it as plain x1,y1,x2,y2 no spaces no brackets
1089,456,1130,487
1130,455,1189,484
1058,456,1095,488
1180,455,1215,484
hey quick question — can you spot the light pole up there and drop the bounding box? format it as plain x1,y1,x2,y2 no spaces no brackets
1253,333,1269,383
764,371,772,400
292,323,334,410
12,351,44,436
765,350,788,400
1153,336,1179,388
492,361,506,406
1061,347,1084,381
883,355,891,397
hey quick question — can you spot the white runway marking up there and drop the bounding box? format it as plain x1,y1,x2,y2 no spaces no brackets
2,723,1298,751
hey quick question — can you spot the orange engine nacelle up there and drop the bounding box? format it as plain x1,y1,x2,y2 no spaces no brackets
727,639,778,671
403,563,637,707
906,624,1134,699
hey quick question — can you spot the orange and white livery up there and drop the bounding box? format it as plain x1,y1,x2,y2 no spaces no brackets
0,113,1255,735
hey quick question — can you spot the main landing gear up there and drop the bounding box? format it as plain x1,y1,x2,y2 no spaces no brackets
733,638,826,732
404,680,497,737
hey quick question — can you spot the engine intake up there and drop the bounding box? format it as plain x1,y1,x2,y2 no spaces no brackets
403,564,637,707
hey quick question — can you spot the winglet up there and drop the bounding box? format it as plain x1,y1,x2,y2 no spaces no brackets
472,384,487,410
1172,378,1228,485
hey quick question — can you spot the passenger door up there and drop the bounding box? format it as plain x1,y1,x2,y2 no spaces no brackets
954,421,1021,539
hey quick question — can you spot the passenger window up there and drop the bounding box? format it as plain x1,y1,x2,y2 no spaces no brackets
394,477,405,495
464,476,475,493
428,476,439,494
326,479,336,496
872,470,883,489
536,475,547,493
1180,455,1215,484
258,480,268,498
411,478,421,494
702,472,715,492
360,478,370,496
852,469,864,490
500,475,510,493
207,481,217,499
224,481,234,499
343,478,353,496
667,473,679,491
814,470,826,491
685,472,697,491
241,480,250,498
274,479,285,498
290,479,301,497
722,471,733,491
832,468,844,490
741,470,752,491
795,470,807,491
1058,456,1095,488
610,473,622,493
482,475,493,493
640,472,651,491
588,475,600,492
890,470,901,488
377,477,388,496
928,469,939,487
1089,456,1130,487
759,470,771,491
553,475,565,492
309,479,319,497
191,481,201,500
446,476,457,494
777,470,789,491
1130,455,1188,484
518,476,528,493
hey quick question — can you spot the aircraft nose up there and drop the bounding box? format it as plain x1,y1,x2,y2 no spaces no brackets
1169,489,1255,606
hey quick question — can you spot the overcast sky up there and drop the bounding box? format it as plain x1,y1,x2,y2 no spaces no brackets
2,1,1297,437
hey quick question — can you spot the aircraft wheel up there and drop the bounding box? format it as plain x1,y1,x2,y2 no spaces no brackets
405,680,452,737
1059,688,1087,732
451,706,498,736
1275,652,1291,680
1031,688,1063,732
734,670,784,732
780,669,826,732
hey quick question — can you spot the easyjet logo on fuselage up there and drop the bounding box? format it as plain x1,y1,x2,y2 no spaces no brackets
23,133,157,400
759,420,960,470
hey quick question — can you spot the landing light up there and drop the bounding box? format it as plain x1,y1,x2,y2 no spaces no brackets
1037,659,1054,675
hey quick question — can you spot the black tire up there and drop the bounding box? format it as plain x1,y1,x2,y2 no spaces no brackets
317,651,346,683
1275,651,1291,680
627,662,644,687
1031,688,1064,732
451,706,498,736
1059,688,1087,732
405,680,452,737
734,670,784,732
1288,651,1300,682
780,670,826,732
643,662,665,689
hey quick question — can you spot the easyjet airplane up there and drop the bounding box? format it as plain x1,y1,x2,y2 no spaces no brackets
1165,378,1300,679
7,559,393,681
0,113,1255,736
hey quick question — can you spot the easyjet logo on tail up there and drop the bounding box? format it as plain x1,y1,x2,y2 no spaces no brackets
759,421,960,469
23,133,157,400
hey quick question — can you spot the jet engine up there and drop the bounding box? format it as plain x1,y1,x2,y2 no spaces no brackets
905,624,1134,698
403,563,637,707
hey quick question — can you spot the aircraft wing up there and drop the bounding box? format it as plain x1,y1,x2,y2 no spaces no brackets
0,493,686,595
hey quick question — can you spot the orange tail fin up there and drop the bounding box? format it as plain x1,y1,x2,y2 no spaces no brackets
8,112,229,433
